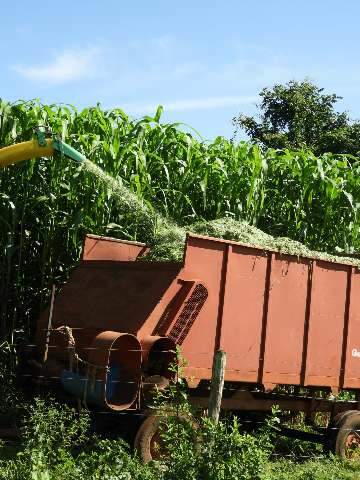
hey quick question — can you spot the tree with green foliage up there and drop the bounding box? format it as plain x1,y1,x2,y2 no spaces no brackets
233,80,360,156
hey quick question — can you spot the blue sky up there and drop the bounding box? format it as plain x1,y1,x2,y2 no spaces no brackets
1,0,360,140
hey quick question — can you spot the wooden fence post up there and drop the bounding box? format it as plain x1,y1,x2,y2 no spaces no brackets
43,284,56,363
208,350,226,423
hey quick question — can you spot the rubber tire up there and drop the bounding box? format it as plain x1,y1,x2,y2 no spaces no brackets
327,410,360,460
134,411,199,463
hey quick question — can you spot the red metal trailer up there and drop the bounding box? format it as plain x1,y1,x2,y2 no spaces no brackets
30,232,360,460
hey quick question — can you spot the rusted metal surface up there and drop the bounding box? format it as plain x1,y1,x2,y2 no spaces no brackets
262,255,310,386
87,331,142,410
304,261,349,388
36,232,360,411
177,234,360,392
190,389,359,416
344,269,360,389
37,262,182,347
218,245,268,383
344,432,360,459
82,234,149,261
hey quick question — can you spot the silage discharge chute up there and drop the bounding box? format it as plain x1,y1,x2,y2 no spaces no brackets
0,131,86,167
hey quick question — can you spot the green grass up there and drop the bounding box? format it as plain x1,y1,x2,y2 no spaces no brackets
266,459,360,480
0,397,359,480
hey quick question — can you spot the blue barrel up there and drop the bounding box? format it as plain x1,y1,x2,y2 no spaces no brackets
60,365,120,406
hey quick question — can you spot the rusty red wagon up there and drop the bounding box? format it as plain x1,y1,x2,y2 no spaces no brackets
28,232,360,460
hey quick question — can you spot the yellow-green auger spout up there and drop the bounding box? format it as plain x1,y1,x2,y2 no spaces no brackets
0,132,86,168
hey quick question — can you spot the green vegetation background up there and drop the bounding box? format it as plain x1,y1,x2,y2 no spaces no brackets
1,99,360,341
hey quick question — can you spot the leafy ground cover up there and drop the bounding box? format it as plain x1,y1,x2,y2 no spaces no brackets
0,396,359,480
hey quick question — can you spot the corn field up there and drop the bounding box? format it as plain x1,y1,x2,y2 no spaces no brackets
1,98,360,341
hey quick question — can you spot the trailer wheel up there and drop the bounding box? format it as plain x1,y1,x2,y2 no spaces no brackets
327,410,360,461
134,411,199,463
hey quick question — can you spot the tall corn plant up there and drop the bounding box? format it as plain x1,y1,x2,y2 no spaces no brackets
0,98,360,342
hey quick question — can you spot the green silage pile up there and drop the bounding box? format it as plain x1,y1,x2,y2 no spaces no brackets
149,217,360,267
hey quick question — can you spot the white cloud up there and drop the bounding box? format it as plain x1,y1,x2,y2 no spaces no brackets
122,95,257,114
13,47,100,84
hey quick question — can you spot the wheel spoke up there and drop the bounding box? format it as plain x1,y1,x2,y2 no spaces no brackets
350,430,360,442
345,431,360,460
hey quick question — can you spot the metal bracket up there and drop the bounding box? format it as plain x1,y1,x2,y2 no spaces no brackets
34,127,86,163
35,128,46,147
52,139,86,163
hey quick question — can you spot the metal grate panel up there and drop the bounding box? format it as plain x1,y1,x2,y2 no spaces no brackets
169,284,208,345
